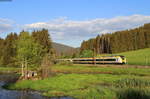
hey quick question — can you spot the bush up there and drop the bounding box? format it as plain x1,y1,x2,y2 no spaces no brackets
80,50,93,58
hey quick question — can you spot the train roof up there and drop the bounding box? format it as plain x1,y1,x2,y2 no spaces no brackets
97,55,125,57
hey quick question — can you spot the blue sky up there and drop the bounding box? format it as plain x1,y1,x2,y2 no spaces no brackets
1,0,150,47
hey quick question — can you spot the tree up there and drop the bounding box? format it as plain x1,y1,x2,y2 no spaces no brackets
1,33,18,66
0,38,4,65
41,54,52,79
80,50,93,58
17,31,42,78
32,29,53,56
80,23,150,54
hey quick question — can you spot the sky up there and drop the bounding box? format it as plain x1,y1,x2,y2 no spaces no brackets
1,0,150,47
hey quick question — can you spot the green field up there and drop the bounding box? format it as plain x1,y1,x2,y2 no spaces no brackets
0,67,20,73
120,48,150,66
7,64,150,99
98,48,150,66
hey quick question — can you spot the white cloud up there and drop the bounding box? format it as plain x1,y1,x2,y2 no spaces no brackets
0,18,14,33
23,15,150,41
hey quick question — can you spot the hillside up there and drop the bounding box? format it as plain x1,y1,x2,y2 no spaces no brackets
80,23,150,54
52,42,77,56
119,48,150,66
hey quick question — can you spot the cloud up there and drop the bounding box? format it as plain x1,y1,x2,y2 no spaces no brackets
0,18,14,33
23,14,150,44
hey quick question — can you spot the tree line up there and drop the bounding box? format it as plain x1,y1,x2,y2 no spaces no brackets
80,23,150,54
0,29,55,68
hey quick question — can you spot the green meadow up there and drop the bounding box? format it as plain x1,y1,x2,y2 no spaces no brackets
7,64,150,99
120,48,150,66
0,67,20,73
98,48,150,66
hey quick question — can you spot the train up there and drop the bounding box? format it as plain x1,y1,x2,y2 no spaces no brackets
56,55,127,65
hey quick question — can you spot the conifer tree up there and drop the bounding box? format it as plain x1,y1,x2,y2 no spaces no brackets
1,33,18,66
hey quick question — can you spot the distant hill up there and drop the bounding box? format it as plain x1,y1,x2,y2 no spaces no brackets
52,42,78,56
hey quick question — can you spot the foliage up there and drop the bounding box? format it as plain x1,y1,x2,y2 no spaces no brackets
80,50,93,58
0,29,54,68
41,54,53,79
32,29,54,57
0,33,18,66
80,23,150,54
17,31,43,67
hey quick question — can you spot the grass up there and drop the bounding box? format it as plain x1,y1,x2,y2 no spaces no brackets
52,64,150,76
114,78,150,88
0,67,20,73
6,64,150,99
120,48,150,66
98,48,150,66
115,78,150,99
8,74,148,98
116,88,150,99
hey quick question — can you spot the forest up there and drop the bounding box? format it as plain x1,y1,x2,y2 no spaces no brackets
1,23,150,67
80,23,150,54
0,29,55,68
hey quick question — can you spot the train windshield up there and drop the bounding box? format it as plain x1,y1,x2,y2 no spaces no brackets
120,56,125,59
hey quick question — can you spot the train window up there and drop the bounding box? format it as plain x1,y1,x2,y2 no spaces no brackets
96,59,116,61
74,58,116,62
120,56,125,59
105,59,116,61
96,59,103,61
73,59,93,61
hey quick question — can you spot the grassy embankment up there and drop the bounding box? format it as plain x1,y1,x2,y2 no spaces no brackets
120,48,150,66
98,48,150,66
7,64,150,99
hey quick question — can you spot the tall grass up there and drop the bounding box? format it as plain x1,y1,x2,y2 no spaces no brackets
115,78,150,88
117,88,150,99
115,78,150,99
